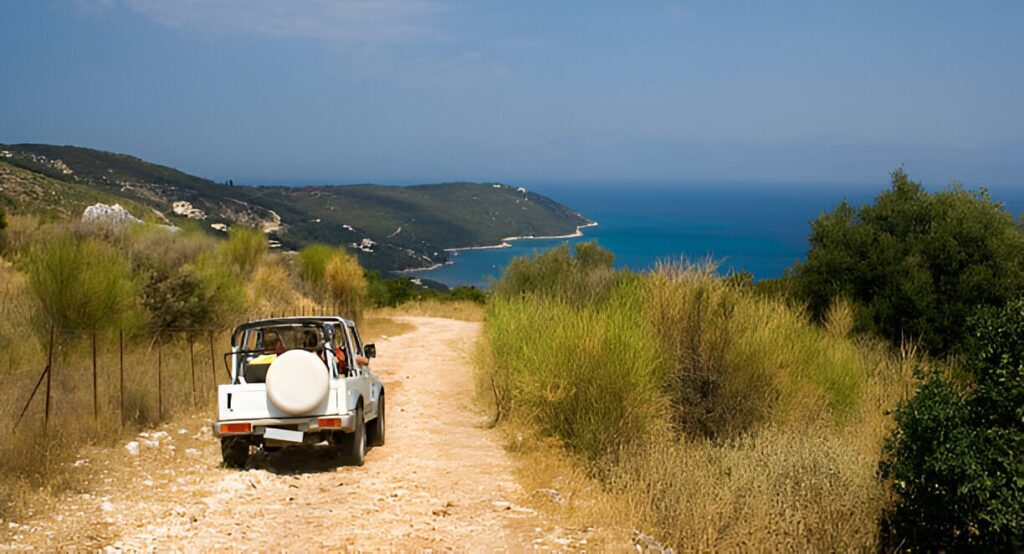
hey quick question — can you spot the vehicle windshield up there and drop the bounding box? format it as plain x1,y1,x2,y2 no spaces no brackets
243,324,325,354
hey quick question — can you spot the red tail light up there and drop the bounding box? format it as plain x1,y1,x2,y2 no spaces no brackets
318,417,342,428
219,422,252,433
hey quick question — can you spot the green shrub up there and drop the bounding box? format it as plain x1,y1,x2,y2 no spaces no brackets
647,262,868,438
445,285,487,304
493,241,616,305
881,299,1024,549
366,270,415,307
219,226,266,276
486,278,669,461
294,244,367,319
296,244,336,286
795,170,1024,354
0,205,7,232
324,251,367,321
25,234,142,332
122,227,230,330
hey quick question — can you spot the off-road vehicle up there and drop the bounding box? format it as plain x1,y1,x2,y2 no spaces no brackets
213,317,384,468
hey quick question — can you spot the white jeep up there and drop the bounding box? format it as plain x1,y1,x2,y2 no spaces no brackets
213,316,385,468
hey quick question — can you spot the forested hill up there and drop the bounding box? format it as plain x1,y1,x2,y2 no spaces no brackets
0,144,591,272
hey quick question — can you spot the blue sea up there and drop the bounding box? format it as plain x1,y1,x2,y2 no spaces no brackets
409,183,1024,289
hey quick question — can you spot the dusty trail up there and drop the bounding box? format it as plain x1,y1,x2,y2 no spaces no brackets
6,317,600,550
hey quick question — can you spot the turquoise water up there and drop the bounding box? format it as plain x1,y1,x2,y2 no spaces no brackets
409,183,1024,289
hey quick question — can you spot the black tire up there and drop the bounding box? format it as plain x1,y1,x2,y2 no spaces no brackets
338,404,366,466
221,437,249,468
367,393,385,447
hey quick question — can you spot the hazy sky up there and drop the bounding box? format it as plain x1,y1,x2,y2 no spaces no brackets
2,1,1022,187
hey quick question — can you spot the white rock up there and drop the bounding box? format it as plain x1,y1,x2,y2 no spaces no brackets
124,441,140,456
82,203,141,226
101,501,114,512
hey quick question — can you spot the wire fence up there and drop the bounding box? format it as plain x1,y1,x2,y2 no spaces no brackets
3,305,356,436
9,326,231,434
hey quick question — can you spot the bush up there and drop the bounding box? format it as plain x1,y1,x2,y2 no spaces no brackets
795,170,1024,354
296,244,336,286
366,270,415,307
493,241,617,306
219,226,266,276
248,261,304,317
294,244,368,319
486,278,669,461
25,234,142,332
648,262,870,438
122,227,231,330
324,251,368,321
481,247,913,550
0,205,7,232
881,299,1024,549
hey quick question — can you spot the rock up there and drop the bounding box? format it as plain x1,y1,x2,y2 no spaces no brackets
82,203,141,226
125,441,140,456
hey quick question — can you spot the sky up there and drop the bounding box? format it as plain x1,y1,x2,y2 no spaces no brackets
1,1,1022,188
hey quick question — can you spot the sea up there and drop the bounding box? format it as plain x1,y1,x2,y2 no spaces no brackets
408,183,1024,289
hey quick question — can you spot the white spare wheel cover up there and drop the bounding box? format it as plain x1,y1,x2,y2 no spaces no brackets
265,350,330,416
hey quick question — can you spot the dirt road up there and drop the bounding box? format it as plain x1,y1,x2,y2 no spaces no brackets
6,317,605,550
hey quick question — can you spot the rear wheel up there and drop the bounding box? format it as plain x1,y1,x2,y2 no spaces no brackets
338,404,367,466
221,437,249,468
368,393,385,447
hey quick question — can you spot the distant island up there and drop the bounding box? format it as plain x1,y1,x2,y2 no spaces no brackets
0,143,592,273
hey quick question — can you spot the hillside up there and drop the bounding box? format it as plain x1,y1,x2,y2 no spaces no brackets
0,144,591,272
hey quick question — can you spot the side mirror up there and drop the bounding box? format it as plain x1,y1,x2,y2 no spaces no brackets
364,344,376,359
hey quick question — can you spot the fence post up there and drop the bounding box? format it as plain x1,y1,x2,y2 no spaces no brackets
44,324,55,431
92,331,98,425
189,336,197,408
209,330,217,392
119,330,125,428
157,334,163,421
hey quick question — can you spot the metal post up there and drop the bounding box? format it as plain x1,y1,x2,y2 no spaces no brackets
119,330,125,427
209,330,217,391
92,331,98,424
157,334,163,420
189,337,197,408
44,324,54,431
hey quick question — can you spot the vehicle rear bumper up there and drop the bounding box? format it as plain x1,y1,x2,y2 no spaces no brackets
213,413,355,437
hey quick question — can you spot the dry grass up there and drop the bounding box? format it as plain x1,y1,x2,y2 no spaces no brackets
374,299,485,322
478,261,918,550
0,327,233,523
606,429,887,551
359,314,417,343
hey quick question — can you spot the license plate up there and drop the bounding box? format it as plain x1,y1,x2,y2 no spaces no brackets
264,427,304,443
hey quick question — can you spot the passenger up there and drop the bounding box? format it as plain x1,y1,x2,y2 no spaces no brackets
264,331,285,356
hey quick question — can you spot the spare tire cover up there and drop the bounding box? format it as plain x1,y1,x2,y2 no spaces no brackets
265,350,330,416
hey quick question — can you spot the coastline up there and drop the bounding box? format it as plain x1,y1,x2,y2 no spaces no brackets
394,221,599,275
444,221,599,253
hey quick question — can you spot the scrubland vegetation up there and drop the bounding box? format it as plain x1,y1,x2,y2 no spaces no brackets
481,171,1024,550
0,215,473,524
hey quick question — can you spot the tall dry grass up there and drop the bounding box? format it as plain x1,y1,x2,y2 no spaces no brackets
480,258,917,550
0,221,329,524
0,327,234,522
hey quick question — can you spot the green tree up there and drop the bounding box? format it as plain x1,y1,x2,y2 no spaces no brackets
795,170,1024,353
0,205,7,232
881,299,1024,549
